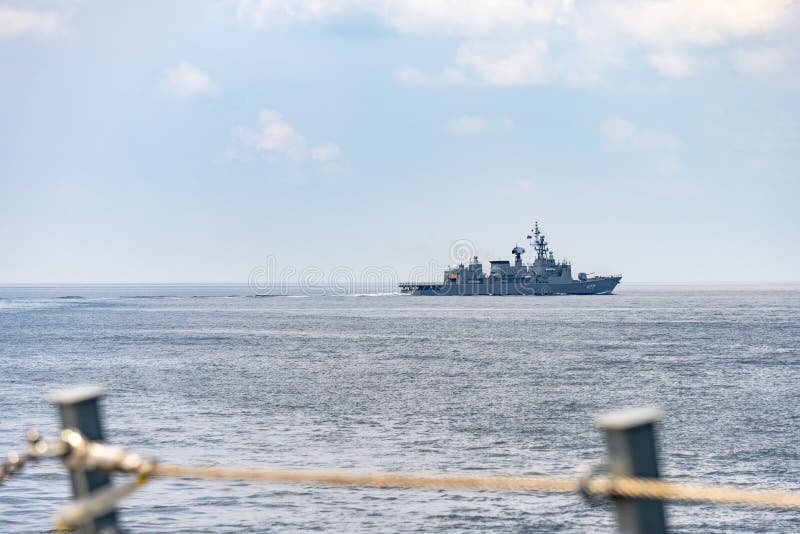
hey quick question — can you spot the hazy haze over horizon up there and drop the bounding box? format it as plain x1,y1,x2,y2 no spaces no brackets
1,1,798,284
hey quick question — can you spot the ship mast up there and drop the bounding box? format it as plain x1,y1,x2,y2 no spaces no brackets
530,221,549,261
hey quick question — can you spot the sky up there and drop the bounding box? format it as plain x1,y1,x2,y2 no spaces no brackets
0,0,798,284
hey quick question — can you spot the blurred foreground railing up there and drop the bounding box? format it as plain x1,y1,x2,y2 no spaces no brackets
2,387,799,533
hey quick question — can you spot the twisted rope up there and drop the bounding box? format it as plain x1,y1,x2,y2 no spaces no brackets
5,431,800,532
152,464,800,510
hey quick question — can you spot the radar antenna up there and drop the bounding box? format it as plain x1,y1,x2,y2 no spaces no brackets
511,245,525,267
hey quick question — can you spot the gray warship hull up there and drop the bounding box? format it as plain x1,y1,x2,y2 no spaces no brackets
400,222,622,296
400,276,621,296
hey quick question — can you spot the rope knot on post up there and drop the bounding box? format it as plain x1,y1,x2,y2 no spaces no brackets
578,462,610,507
59,429,157,476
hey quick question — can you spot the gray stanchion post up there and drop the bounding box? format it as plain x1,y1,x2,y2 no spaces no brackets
48,386,118,534
595,407,667,534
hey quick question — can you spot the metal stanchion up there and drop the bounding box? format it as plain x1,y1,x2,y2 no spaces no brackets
596,407,667,534
48,386,119,534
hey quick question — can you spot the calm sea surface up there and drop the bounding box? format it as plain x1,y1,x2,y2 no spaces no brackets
1,284,799,532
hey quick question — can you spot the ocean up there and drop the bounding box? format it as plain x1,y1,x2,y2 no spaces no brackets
1,284,799,532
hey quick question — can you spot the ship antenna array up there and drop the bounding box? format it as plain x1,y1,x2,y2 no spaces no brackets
530,221,549,260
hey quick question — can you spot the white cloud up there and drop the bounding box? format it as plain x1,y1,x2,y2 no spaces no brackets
231,109,341,165
0,6,63,38
394,65,469,85
732,47,789,76
582,1,797,81
594,0,793,48
602,117,682,152
235,0,800,85
311,143,341,162
236,0,572,35
237,110,306,159
383,0,571,36
158,61,218,99
236,0,343,26
237,0,794,43
445,115,514,135
456,39,550,86
446,115,487,135
647,52,693,78
451,37,608,87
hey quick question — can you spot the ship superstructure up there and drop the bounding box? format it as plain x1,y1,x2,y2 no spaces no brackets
399,222,621,296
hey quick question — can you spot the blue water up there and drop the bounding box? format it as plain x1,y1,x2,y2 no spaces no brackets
1,284,799,532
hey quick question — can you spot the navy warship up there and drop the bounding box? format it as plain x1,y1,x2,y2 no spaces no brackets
399,222,621,296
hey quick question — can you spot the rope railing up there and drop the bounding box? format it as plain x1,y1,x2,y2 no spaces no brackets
2,387,798,533
151,464,800,509
6,440,800,531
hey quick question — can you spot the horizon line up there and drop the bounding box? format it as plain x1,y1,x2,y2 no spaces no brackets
2,281,800,286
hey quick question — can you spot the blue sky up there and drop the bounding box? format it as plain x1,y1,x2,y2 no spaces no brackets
1,0,798,283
